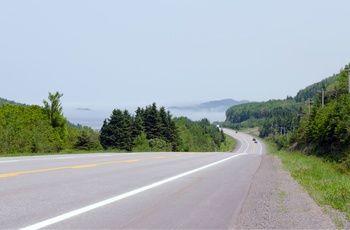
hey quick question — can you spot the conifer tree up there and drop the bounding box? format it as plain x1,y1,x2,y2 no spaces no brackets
100,109,128,150
143,103,162,139
132,107,145,139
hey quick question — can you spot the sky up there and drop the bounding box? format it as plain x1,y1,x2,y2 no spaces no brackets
1,1,350,125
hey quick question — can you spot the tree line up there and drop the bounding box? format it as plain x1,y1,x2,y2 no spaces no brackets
0,94,229,155
0,92,101,155
289,65,350,164
100,102,226,152
224,63,350,171
100,103,179,151
224,99,301,134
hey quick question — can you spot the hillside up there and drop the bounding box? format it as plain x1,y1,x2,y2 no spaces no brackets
0,97,25,106
224,99,302,132
224,63,350,166
224,69,345,138
294,74,339,102
169,99,249,112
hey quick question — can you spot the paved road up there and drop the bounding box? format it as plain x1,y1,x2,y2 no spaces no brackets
0,129,265,229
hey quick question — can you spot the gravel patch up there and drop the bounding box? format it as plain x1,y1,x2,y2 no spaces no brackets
234,155,339,229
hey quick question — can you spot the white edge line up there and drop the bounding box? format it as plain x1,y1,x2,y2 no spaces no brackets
235,137,244,153
55,157,77,160
242,136,250,153
258,140,263,155
20,152,249,230
0,160,19,163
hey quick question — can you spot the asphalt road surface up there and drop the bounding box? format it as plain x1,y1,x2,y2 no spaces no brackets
0,129,265,229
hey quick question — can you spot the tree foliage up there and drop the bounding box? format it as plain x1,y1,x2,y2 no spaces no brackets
100,103,226,152
294,75,338,102
0,92,101,155
290,65,350,165
0,97,25,106
0,104,62,154
224,63,350,172
43,92,66,129
175,117,225,152
225,99,301,137
100,103,180,152
74,126,103,151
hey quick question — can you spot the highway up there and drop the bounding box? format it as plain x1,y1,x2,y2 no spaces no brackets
0,129,265,229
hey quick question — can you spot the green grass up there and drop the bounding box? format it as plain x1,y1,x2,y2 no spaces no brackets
219,134,237,152
267,141,350,219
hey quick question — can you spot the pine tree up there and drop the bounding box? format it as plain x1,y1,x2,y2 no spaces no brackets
122,110,133,151
100,109,129,150
132,107,145,139
143,103,162,140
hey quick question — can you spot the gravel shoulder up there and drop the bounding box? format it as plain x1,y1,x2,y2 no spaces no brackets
234,154,338,229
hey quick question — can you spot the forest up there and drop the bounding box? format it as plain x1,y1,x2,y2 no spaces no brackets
224,63,350,171
100,102,226,152
0,94,229,156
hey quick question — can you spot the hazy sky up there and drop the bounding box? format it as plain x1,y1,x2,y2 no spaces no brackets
1,0,350,111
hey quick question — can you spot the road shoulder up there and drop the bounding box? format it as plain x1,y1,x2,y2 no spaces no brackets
234,154,337,229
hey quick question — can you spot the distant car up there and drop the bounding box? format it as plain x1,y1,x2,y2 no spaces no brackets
254,141,258,144
235,131,238,133
252,138,256,141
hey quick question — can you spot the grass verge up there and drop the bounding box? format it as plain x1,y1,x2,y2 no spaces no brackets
219,134,237,152
266,141,350,219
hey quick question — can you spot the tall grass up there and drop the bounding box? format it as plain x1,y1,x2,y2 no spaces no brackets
267,141,350,219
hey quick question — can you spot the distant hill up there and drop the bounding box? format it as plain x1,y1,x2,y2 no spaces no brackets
168,99,249,112
0,97,25,106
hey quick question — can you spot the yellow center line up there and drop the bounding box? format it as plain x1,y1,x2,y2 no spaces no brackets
252,142,257,154
0,167,69,178
0,154,193,179
70,164,98,169
155,156,168,159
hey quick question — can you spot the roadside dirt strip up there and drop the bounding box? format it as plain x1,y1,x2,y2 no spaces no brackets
233,154,345,229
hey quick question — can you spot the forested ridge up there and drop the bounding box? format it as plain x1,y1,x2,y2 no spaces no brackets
0,97,26,106
225,99,302,132
0,95,230,156
225,63,350,171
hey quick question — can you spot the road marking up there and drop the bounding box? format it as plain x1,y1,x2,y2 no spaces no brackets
237,134,250,153
243,138,250,153
0,158,145,178
252,141,257,154
257,141,263,154
20,152,250,230
0,154,199,179
0,160,19,163
56,157,77,160
0,154,113,163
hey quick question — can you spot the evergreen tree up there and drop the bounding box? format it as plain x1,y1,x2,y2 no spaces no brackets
122,110,133,151
132,107,145,139
143,103,162,140
74,127,102,151
100,109,127,150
